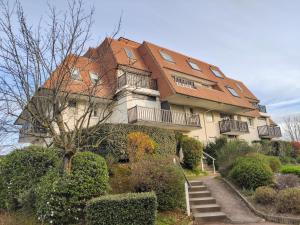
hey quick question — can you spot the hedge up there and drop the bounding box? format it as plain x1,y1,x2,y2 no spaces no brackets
85,192,157,225
181,136,202,169
280,165,300,177
79,123,176,161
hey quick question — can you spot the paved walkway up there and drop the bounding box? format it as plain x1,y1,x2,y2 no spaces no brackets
197,175,288,225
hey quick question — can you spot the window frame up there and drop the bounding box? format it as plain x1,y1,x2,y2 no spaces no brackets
210,67,224,78
71,68,81,80
89,72,100,84
248,117,254,126
188,61,201,71
159,50,175,63
205,112,214,122
124,47,135,59
226,86,240,97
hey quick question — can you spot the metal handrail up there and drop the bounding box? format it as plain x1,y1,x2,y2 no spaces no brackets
173,158,191,188
202,151,216,174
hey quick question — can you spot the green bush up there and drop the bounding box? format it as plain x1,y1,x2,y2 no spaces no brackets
181,137,202,169
131,156,185,211
79,123,176,161
35,152,109,225
204,137,227,168
247,153,281,172
270,141,293,158
229,157,273,190
85,192,157,225
280,165,300,177
217,140,255,176
0,156,5,209
297,156,300,163
276,188,300,214
0,145,60,210
254,186,276,204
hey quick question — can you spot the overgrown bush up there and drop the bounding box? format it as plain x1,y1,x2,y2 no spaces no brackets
181,137,202,169
254,186,276,204
131,156,185,211
275,174,300,190
85,192,157,225
35,152,109,225
79,123,176,161
247,153,281,172
276,188,300,213
229,157,273,190
280,165,300,176
217,140,254,176
0,145,61,210
109,164,133,194
127,132,157,162
204,137,227,168
271,141,293,158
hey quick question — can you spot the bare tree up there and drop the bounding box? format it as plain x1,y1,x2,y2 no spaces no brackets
0,0,122,172
283,116,300,142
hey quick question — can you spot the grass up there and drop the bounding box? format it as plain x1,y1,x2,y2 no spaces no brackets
183,167,208,180
281,164,300,176
156,211,191,225
0,210,40,225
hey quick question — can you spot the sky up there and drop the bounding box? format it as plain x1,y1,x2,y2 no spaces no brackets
1,0,300,153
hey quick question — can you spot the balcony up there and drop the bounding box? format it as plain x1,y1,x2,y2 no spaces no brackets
219,120,249,135
257,125,282,138
19,122,48,143
128,106,201,131
258,104,267,113
117,72,158,90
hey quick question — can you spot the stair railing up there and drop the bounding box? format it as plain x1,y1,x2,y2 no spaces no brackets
202,151,216,174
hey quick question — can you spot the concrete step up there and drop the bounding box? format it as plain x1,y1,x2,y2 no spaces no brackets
191,204,221,213
189,180,203,186
194,211,227,222
189,190,211,198
189,185,207,192
190,197,216,205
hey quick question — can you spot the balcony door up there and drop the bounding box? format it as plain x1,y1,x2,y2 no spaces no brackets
220,113,233,121
161,101,172,123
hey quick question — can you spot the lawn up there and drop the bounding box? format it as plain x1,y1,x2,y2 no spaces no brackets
156,211,191,225
280,164,300,176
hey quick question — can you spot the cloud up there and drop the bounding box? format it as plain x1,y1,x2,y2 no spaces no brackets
268,98,300,108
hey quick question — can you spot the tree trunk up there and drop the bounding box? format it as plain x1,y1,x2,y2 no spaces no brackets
63,152,73,174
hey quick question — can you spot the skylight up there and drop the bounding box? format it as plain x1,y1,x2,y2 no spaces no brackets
124,47,135,59
159,51,174,62
71,68,81,80
90,72,100,84
188,61,201,71
227,86,239,97
210,67,223,78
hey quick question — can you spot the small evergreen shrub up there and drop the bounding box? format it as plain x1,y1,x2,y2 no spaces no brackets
204,137,227,168
217,140,254,176
127,132,157,162
0,145,60,210
275,174,299,190
181,137,202,169
254,186,276,204
276,188,300,213
35,152,109,225
79,123,176,161
280,165,300,177
131,156,185,211
229,157,273,190
85,192,157,225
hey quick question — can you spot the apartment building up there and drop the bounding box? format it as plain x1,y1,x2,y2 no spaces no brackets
16,37,282,144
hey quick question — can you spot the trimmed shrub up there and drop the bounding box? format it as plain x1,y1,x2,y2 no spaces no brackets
204,137,227,168
276,188,300,213
35,152,109,225
280,165,300,177
0,145,60,210
254,186,276,204
181,137,202,169
127,132,157,162
79,123,176,161
229,157,273,190
131,156,185,211
217,140,255,176
275,174,300,190
85,192,157,225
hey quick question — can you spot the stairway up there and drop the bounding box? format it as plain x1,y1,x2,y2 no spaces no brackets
188,180,227,223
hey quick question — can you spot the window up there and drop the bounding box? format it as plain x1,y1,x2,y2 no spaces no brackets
237,115,241,121
90,72,100,84
188,61,201,71
159,51,174,62
206,112,214,122
210,67,223,78
248,118,254,126
68,100,77,108
71,68,81,80
236,83,243,92
173,76,195,89
227,86,239,97
124,47,135,59
220,113,233,120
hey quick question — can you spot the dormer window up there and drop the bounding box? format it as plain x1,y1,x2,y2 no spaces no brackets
188,61,201,71
227,86,239,97
90,72,100,84
210,67,223,78
173,76,195,89
124,47,135,59
160,51,174,63
71,68,81,80
236,83,243,92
